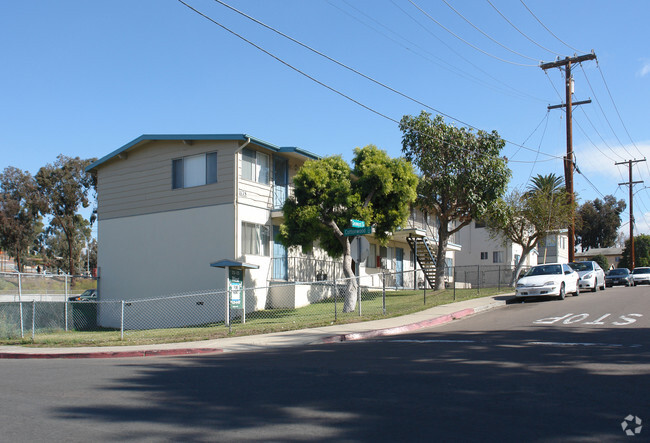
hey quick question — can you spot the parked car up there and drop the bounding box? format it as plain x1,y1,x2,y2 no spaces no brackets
569,261,606,292
68,289,97,301
631,267,650,286
515,263,580,300
605,268,633,287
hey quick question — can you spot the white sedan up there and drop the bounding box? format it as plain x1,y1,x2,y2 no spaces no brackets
569,261,606,292
515,263,580,300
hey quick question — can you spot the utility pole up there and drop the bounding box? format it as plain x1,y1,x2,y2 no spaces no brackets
540,52,597,263
616,159,646,269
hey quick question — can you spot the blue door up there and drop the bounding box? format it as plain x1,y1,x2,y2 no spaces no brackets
273,225,288,280
396,247,404,287
273,157,288,209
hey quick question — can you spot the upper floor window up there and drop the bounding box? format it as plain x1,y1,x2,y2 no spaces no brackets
172,152,217,189
493,251,504,263
242,148,270,184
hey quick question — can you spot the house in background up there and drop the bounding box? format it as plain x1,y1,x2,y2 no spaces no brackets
536,231,570,264
575,247,623,269
455,220,538,270
87,134,457,328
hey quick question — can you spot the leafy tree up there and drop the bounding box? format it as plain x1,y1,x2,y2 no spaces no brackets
0,167,43,272
35,155,96,276
575,195,626,251
619,234,650,269
591,254,609,271
279,145,418,312
400,112,511,290
43,218,92,274
486,185,575,285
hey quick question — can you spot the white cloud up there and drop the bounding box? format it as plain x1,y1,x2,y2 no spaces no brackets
637,59,650,77
574,141,650,180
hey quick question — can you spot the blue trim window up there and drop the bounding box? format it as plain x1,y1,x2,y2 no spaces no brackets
172,152,217,189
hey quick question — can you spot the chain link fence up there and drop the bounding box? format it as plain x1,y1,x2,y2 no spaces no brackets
0,266,519,341
0,272,97,301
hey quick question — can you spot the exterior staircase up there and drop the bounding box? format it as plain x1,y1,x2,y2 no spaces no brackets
407,235,437,288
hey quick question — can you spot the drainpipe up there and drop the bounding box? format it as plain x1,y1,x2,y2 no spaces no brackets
234,137,251,259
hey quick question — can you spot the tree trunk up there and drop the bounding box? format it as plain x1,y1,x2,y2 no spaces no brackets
341,252,357,312
14,246,22,273
64,227,76,285
510,246,533,287
435,223,449,291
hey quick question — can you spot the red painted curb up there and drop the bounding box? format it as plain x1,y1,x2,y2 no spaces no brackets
320,307,478,343
0,348,222,359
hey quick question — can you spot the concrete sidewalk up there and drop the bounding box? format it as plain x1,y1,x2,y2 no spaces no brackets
0,294,514,359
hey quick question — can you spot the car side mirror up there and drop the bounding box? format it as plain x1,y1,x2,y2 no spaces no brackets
565,270,572,275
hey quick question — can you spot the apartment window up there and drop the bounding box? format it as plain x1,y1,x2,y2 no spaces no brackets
514,254,521,265
242,222,270,256
475,220,486,228
480,252,488,260
493,251,504,263
172,152,217,189
367,243,377,268
242,148,270,184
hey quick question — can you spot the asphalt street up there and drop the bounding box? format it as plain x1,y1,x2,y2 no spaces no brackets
0,285,648,442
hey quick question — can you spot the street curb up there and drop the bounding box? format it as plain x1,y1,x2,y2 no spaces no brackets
320,302,505,344
0,347,222,359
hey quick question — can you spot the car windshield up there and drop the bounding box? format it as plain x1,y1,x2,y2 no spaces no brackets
81,290,95,296
607,269,628,276
524,265,563,276
633,268,650,274
569,262,593,272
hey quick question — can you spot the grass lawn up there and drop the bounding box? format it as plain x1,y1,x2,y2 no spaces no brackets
0,287,512,347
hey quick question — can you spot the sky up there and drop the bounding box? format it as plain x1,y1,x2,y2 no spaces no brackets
2,0,649,237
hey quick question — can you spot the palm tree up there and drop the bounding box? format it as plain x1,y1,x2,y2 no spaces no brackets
527,173,564,197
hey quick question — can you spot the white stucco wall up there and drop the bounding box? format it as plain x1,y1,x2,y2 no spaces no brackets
97,204,235,328
455,222,538,268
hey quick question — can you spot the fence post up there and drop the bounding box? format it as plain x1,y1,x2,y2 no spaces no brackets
242,287,246,324
453,266,456,301
18,273,22,301
498,266,501,291
65,274,68,299
357,275,362,317
334,280,338,321
477,265,480,295
120,300,125,340
19,301,24,338
31,300,36,340
382,272,386,314
65,302,68,331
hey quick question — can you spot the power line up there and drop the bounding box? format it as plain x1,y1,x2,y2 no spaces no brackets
579,64,635,159
176,0,555,165
597,63,644,158
485,0,562,57
439,0,540,62
525,109,551,184
407,0,538,67
386,0,547,102
202,0,561,160
519,0,587,54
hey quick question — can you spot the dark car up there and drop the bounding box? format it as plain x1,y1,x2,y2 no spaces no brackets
605,268,633,287
68,289,97,301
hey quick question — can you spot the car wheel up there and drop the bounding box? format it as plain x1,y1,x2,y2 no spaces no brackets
574,282,580,296
558,283,566,300
591,284,597,292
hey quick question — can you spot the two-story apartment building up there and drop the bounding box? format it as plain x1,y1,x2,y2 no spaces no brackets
455,220,538,270
87,134,458,328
